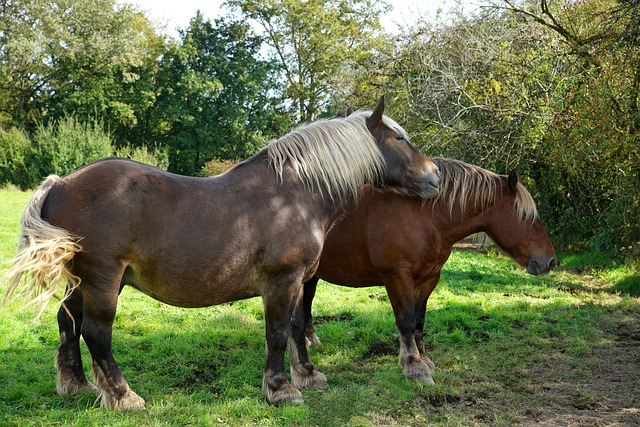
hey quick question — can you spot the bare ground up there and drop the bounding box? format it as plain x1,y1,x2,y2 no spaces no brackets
517,315,640,426
453,240,640,426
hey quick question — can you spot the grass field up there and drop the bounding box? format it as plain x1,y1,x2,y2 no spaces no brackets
1,190,638,426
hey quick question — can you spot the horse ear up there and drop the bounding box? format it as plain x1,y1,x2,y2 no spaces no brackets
507,170,520,193
346,106,354,117
366,95,385,129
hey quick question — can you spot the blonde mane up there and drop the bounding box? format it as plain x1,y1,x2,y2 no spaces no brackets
267,111,393,203
432,158,538,222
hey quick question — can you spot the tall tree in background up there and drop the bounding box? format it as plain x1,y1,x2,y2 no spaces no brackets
225,0,389,122
0,0,156,134
378,10,563,173
154,13,288,175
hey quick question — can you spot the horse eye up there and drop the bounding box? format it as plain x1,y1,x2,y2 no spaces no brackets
395,135,405,142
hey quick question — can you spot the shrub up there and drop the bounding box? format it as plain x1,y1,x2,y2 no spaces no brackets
30,116,112,180
0,127,36,190
114,144,170,170
199,159,239,177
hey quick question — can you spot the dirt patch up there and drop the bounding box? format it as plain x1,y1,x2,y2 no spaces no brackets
313,314,354,325
518,320,640,426
362,341,398,359
172,363,222,394
459,315,638,426
395,312,640,426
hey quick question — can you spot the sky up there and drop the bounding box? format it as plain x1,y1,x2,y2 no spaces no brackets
119,0,480,37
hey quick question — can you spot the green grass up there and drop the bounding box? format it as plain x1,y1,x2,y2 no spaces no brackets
1,190,639,426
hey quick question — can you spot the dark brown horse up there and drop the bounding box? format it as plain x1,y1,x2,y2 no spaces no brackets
301,157,557,385
2,97,442,410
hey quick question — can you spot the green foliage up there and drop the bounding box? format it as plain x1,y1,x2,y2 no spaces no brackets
0,117,170,189
154,14,288,175
199,159,239,177
0,0,158,135
29,116,113,180
0,127,33,190
226,0,389,121
114,144,170,170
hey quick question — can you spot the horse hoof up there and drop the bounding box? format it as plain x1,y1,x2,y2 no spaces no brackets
416,374,435,385
57,380,99,396
305,333,321,347
402,357,434,384
423,356,436,373
293,369,328,390
100,389,146,411
405,369,435,385
268,385,303,406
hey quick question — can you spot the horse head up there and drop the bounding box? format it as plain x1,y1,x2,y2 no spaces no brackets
489,171,557,275
363,96,441,199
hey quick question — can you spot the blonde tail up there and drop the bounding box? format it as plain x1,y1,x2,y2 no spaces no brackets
2,175,83,317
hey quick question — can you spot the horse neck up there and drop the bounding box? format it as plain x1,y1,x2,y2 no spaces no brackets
217,150,350,227
431,184,502,246
278,158,352,226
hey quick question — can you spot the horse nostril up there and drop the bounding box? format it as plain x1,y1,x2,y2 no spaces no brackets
548,258,558,269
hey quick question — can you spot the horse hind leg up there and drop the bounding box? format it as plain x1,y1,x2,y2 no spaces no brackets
80,263,145,410
414,276,440,374
398,334,435,385
302,277,321,346
55,286,98,396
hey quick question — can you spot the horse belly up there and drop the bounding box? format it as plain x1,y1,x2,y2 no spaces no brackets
123,257,262,308
315,249,383,287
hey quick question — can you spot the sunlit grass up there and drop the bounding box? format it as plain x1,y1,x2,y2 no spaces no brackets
1,190,638,426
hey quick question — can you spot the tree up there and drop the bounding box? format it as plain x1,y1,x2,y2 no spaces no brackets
377,10,563,174
154,13,289,175
0,0,157,135
490,0,640,253
225,0,389,122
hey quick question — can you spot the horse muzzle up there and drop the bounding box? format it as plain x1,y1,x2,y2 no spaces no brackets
416,167,441,199
526,256,558,275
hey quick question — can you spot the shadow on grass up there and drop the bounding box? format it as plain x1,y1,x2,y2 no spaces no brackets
613,275,640,296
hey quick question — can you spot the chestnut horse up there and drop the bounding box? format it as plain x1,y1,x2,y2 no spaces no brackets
2,97,442,410
301,157,556,385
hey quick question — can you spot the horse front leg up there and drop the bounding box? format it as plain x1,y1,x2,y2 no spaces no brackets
289,285,328,390
414,274,440,373
385,274,434,385
55,286,98,396
262,279,305,406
